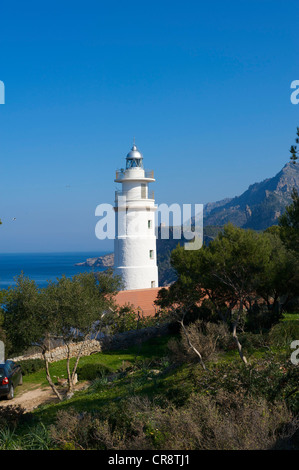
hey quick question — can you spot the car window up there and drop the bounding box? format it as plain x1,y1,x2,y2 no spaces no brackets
0,368,5,377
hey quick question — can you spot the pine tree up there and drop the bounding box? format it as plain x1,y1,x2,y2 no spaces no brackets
290,127,299,164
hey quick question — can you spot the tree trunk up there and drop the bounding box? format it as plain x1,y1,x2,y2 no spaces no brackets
42,351,63,401
232,320,247,365
65,339,88,398
179,319,206,370
66,344,73,398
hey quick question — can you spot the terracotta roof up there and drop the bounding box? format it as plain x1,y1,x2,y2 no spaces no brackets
115,287,163,317
115,286,272,319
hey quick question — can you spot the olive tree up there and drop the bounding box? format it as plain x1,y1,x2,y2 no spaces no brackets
4,270,122,400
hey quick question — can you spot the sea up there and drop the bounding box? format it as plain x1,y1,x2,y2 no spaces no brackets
0,252,108,289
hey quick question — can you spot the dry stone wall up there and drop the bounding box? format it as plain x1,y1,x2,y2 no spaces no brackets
11,324,170,363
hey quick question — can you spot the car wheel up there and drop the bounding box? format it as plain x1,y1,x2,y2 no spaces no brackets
7,385,14,400
19,374,23,385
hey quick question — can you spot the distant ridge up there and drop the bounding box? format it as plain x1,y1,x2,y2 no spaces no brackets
76,163,299,286
204,162,299,230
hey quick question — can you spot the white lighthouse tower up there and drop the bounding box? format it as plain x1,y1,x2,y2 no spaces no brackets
114,143,159,290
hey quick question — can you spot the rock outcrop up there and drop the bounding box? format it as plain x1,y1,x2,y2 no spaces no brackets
203,162,299,230
75,253,114,268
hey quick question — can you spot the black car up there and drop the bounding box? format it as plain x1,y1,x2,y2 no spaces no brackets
0,360,22,400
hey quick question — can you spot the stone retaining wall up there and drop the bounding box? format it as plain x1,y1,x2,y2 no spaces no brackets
11,323,170,363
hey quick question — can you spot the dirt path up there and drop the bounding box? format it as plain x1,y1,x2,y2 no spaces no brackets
0,382,89,412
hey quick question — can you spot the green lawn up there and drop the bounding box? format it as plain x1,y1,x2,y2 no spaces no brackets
282,312,299,322
20,334,171,390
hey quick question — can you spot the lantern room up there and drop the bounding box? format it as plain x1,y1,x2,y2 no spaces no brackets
126,144,144,169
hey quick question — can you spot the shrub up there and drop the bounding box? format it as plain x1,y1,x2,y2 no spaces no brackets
110,304,169,334
168,320,229,364
193,357,299,414
77,362,113,381
0,405,27,430
268,321,299,350
50,393,298,450
238,331,268,352
166,302,219,335
190,299,219,324
15,358,44,376
283,297,299,313
50,409,98,450
246,303,282,332
163,392,293,450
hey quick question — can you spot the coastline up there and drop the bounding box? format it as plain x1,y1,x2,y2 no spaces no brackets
75,252,114,268
0,252,109,289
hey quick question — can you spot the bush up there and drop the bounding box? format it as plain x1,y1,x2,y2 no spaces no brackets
268,321,299,350
168,320,229,364
247,303,282,332
15,358,45,376
283,297,299,313
191,299,219,324
238,331,268,352
110,304,168,334
49,393,298,450
193,357,299,414
145,392,293,450
0,405,27,430
167,301,219,335
50,409,98,450
77,363,113,381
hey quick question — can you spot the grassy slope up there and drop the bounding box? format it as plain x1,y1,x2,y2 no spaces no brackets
21,334,174,421
20,313,299,424
22,334,171,387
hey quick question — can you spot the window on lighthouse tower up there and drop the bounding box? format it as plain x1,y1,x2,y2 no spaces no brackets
126,158,142,169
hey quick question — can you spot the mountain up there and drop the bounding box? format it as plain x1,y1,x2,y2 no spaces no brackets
204,163,299,230
76,163,299,286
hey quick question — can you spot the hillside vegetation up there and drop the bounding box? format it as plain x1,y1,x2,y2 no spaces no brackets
0,316,298,450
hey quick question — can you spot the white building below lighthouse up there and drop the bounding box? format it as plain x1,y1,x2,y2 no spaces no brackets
114,144,159,291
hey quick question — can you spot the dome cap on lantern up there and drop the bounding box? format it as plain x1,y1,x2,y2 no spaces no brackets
126,144,143,160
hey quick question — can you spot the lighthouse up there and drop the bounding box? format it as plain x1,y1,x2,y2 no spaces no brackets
114,143,159,290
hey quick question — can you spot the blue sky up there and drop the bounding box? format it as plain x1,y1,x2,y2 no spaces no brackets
0,0,299,252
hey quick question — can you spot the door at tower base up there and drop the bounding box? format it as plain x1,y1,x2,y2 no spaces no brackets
114,265,159,291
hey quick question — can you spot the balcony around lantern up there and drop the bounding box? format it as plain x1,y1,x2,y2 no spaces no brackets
115,189,155,203
115,168,155,182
